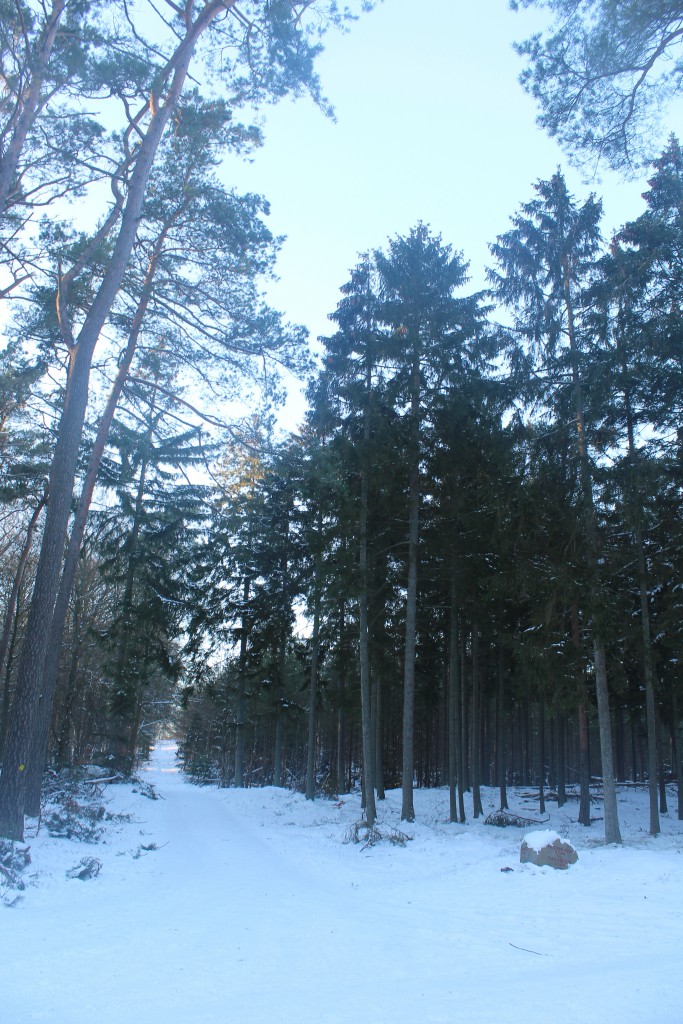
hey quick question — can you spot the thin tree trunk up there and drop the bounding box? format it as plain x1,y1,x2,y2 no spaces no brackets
614,704,625,781
578,696,592,826
573,598,592,826
448,568,461,822
234,575,251,788
593,637,621,842
657,710,668,815
496,644,508,811
374,672,385,800
273,633,287,788
556,712,567,807
0,489,47,713
334,602,346,796
460,644,469,794
0,583,25,762
671,692,682,821
522,698,531,786
336,699,346,796
358,412,376,823
538,696,546,815
471,624,483,818
305,551,321,801
401,346,420,823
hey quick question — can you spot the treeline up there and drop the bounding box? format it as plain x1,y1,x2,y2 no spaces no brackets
3,148,683,843
178,150,683,843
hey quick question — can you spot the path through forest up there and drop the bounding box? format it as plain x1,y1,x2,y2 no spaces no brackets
1,741,682,1023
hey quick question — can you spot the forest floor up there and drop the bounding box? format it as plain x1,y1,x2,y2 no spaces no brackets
1,741,682,1024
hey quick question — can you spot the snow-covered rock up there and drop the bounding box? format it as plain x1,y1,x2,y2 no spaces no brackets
520,829,578,869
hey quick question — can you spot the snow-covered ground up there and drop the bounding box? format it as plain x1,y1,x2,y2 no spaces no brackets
2,741,682,1024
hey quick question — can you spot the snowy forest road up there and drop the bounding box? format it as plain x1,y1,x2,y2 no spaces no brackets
1,741,681,1024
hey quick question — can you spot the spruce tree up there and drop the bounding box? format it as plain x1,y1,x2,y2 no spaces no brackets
489,170,623,843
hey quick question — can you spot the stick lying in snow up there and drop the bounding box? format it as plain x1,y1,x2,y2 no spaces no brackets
509,942,550,957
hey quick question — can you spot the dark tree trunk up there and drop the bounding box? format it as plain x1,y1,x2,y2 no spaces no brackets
0,584,25,762
305,555,321,802
461,644,469,794
496,645,508,811
273,642,286,789
522,698,531,786
336,680,346,795
401,347,420,824
556,712,567,807
358,419,376,823
538,696,546,815
578,697,591,826
657,710,668,815
471,625,483,819
448,571,462,822
0,490,46,699
671,692,683,821
614,704,626,782
235,574,251,789
374,672,385,800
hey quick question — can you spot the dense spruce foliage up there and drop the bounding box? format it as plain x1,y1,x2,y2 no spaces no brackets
1,2,682,846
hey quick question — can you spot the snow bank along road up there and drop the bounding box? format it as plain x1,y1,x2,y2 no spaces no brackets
1,741,682,1024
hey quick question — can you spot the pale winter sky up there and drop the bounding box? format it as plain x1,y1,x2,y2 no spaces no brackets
219,0,681,427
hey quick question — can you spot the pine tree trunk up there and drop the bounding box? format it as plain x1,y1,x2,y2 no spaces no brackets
234,572,251,789
634,531,660,834
593,637,621,843
538,696,546,815
401,348,420,823
522,698,531,786
305,555,321,802
273,651,286,788
336,706,346,795
614,704,625,781
0,490,46,700
374,672,385,800
496,645,508,811
671,692,683,821
556,712,567,807
460,645,469,794
578,696,591,826
657,710,668,815
448,569,461,823
0,583,25,762
471,625,483,818
358,431,376,823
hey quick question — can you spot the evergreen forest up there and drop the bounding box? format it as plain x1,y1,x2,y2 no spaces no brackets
1,0,683,849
